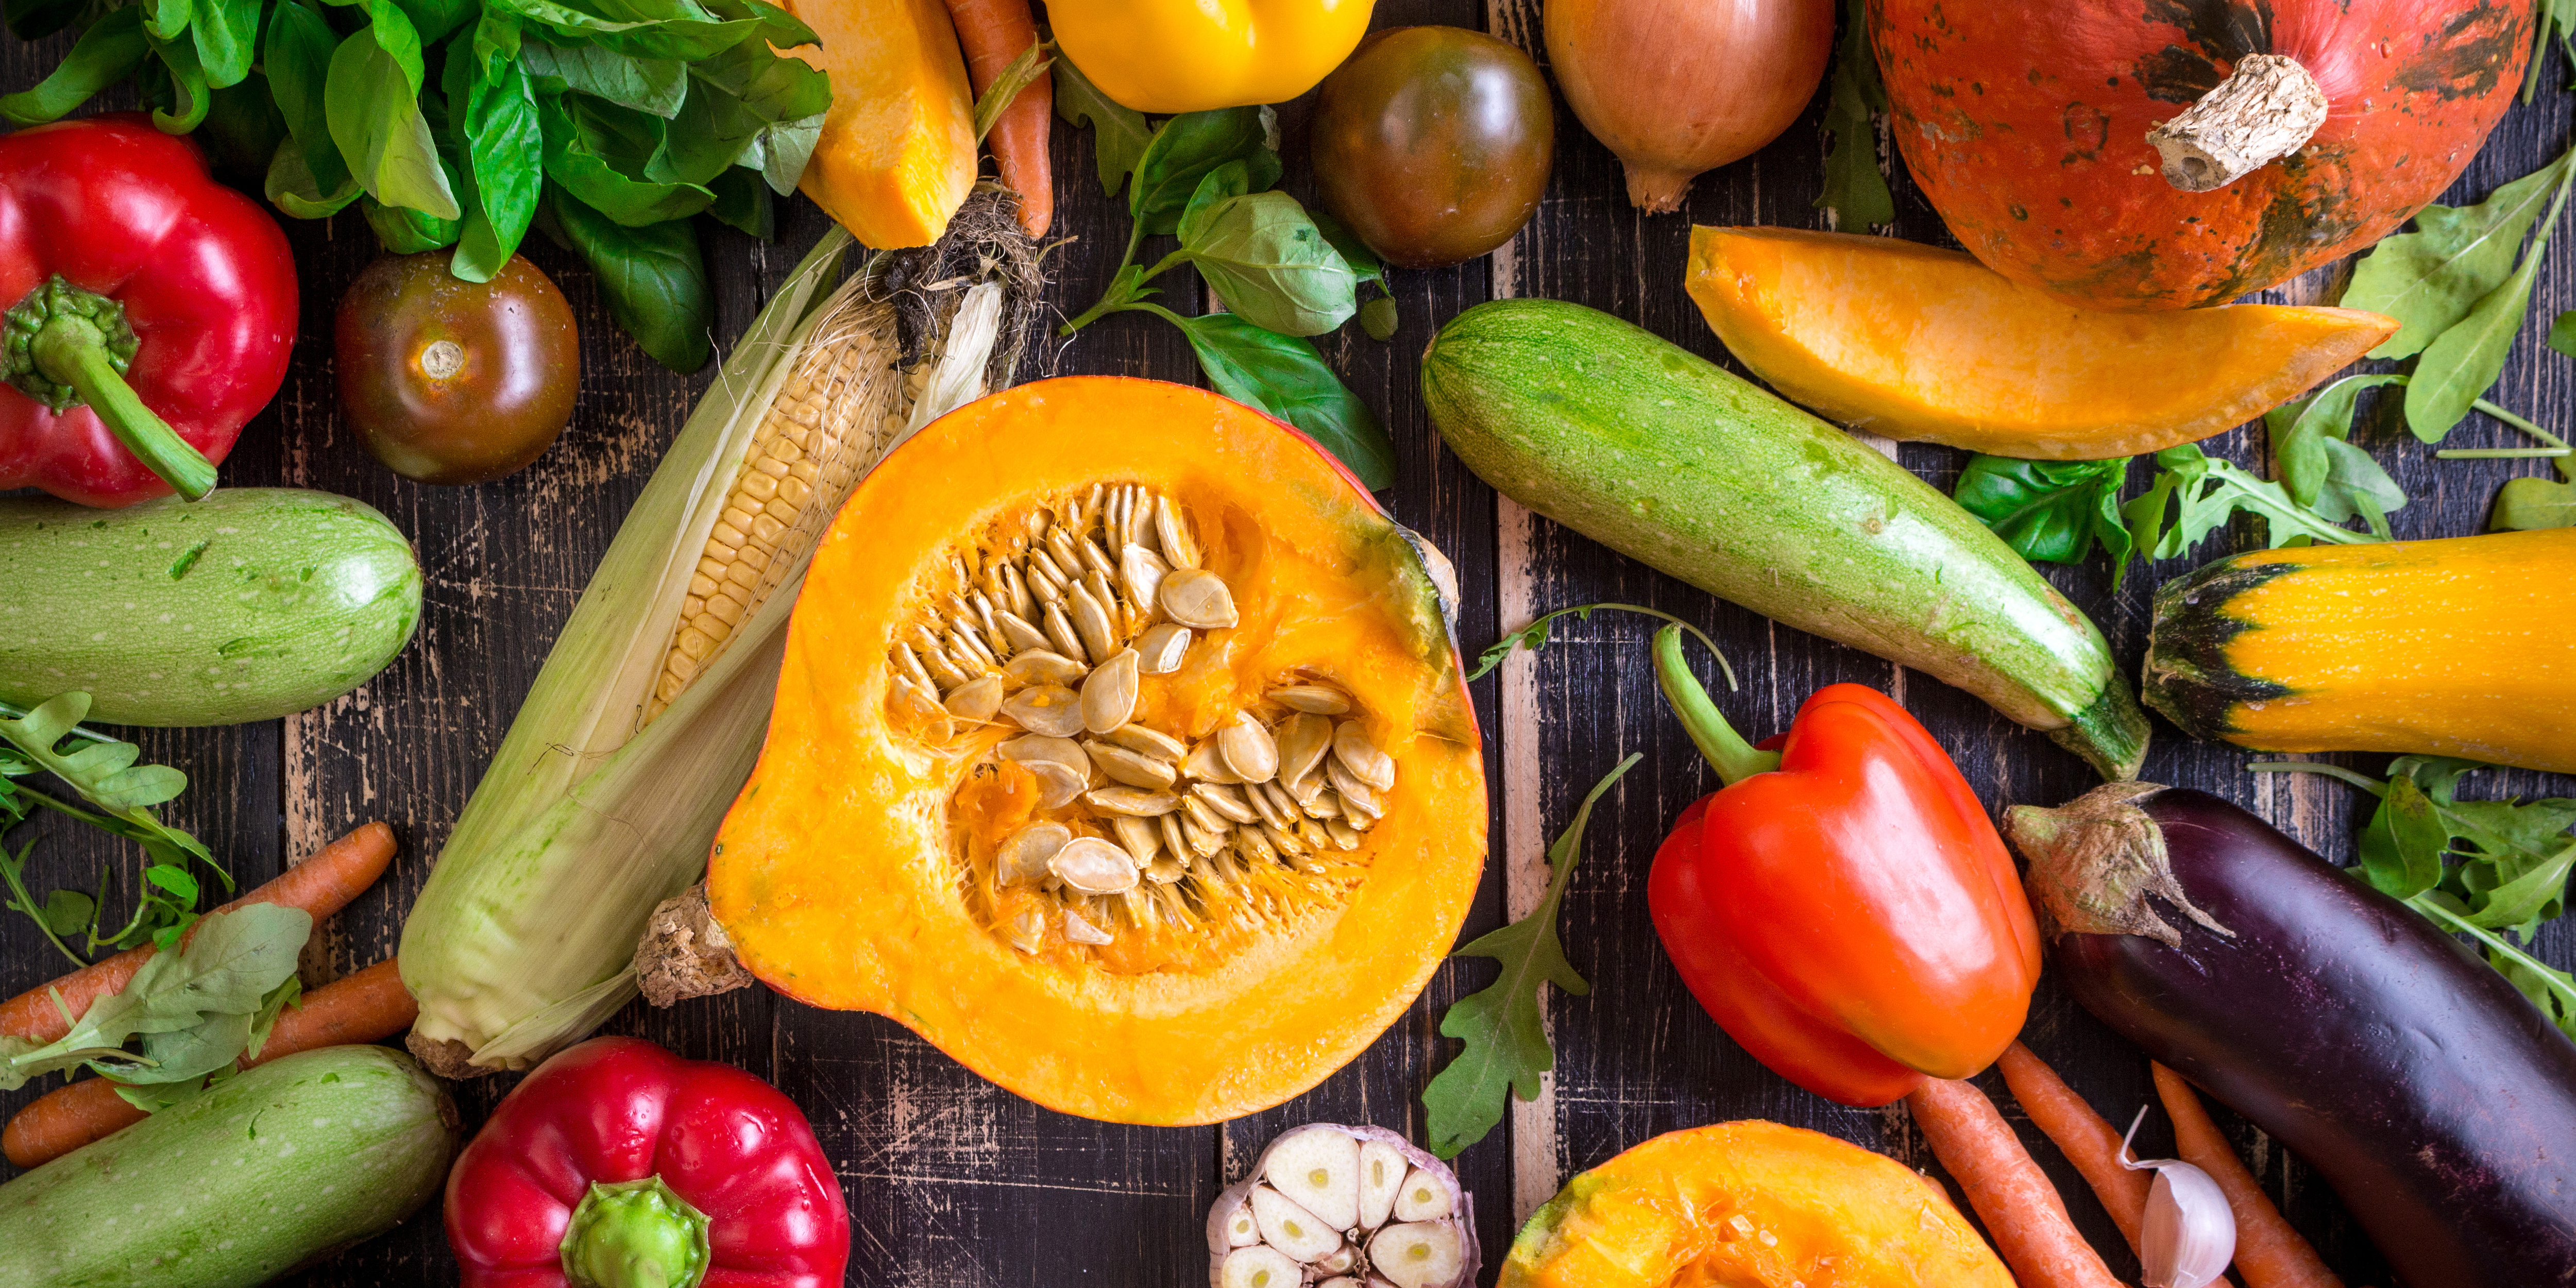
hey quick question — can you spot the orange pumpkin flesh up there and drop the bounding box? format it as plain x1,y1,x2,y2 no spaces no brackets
1501,1122,2012,1288
708,376,1486,1124
1685,226,2396,459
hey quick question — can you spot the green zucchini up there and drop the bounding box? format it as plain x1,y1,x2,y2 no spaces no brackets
0,1045,457,1287
0,489,422,726
1422,299,2146,779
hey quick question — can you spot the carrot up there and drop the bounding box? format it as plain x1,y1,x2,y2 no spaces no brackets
1908,1076,2124,1288
942,0,1052,236
2153,1063,2345,1288
2,957,416,1169
0,822,396,1046
1998,1042,2153,1253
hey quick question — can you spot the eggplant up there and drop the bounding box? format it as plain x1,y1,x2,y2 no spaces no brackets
2006,783,2576,1288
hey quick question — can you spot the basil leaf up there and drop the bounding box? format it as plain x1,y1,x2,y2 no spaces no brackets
363,195,462,251
688,36,828,122
486,0,755,60
699,0,814,49
1952,454,2131,570
540,186,710,371
1308,208,1385,290
326,23,462,218
1815,0,1892,231
2342,149,2571,360
266,133,366,216
201,73,290,178
145,0,192,42
1178,193,1358,337
757,112,821,195
189,0,259,88
446,37,543,282
1148,307,1395,490
0,7,146,125
145,29,212,132
471,6,522,73
1131,107,1273,236
4,0,86,40
265,0,351,194
521,38,686,115
1053,57,1149,197
540,91,714,225
394,0,475,43
706,165,773,236
323,0,426,88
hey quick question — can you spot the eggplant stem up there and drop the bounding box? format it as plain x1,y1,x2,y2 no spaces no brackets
1652,625,1779,786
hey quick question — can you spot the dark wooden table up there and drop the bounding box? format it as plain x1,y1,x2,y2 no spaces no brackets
8,3,2574,1283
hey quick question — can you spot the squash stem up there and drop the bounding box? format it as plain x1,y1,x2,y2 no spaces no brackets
1652,625,1779,786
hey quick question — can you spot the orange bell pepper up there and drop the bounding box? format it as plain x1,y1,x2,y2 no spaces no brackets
1643,626,2041,1104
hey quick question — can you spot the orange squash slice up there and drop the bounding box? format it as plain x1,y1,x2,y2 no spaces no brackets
782,0,976,248
1685,227,2396,460
707,376,1487,1123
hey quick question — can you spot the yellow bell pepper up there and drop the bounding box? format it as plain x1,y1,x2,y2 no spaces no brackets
1050,0,1374,114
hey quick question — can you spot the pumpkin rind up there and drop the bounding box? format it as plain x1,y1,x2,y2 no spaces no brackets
708,376,1486,1124
1685,226,2396,457
1499,1121,2012,1287
1872,0,2534,310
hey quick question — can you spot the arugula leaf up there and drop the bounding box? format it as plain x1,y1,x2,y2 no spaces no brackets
1138,306,1394,491
0,904,310,1091
1052,57,1150,198
2122,444,2382,563
1423,753,1639,1158
2359,772,2449,900
2494,472,2576,530
1466,603,1736,686
1952,455,2132,573
0,6,147,125
0,696,211,870
2494,948,2576,1040
2343,149,2570,361
539,184,711,371
1814,0,1892,231
1175,187,1358,337
2406,156,2576,444
2529,0,2576,103
2265,372,2406,504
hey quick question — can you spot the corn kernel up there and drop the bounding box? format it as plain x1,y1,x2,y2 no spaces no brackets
705,591,745,625
776,475,813,508
674,626,718,661
724,561,761,590
667,650,702,684
693,612,733,644
683,595,705,619
738,471,781,502
688,574,719,598
750,514,788,544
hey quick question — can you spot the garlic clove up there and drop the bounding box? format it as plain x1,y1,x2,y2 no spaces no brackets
1368,1221,1463,1288
1318,1279,1363,1288
1389,1167,1452,1222
2121,1106,2238,1288
1316,1243,1358,1275
1262,1125,1363,1231
1250,1185,1344,1262
1218,1196,1261,1247
1357,1140,1405,1229
1218,1246,1301,1288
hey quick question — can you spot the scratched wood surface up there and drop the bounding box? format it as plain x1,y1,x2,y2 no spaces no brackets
7,2,2576,1283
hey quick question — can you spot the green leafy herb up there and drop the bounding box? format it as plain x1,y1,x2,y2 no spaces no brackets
2495,472,2576,529
1128,106,1275,239
0,693,226,957
1137,306,1394,490
1468,603,1736,687
1814,0,1891,231
1422,752,1639,1157
2529,0,2576,103
2405,157,2576,443
1170,173,1357,336
539,182,711,371
1051,56,1150,198
1952,455,2133,575
2263,372,2409,539
0,6,148,126
2341,149,2571,361
2251,758,2576,1039
0,903,311,1091
2122,443,2382,563
2551,310,2576,359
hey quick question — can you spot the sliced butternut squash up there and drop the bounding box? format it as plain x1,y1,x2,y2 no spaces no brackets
1501,1121,2012,1287
707,376,1487,1124
1685,227,2396,460
782,0,976,248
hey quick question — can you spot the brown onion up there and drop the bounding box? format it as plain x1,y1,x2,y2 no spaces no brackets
1545,0,1836,212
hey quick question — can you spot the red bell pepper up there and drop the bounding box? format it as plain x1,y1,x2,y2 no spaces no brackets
0,114,297,507
1642,626,2041,1106
446,1036,849,1288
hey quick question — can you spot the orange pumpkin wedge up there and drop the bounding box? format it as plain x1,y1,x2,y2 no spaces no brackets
1685,227,2397,460
1501,1121,2013,1288
782,0,975,248
708,376,1487,1124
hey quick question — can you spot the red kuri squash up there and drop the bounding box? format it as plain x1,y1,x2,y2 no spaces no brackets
1871,0,2534,310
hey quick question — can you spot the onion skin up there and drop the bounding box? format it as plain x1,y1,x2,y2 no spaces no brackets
1545,0,1834,212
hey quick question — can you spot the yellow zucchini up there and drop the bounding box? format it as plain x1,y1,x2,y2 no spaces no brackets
2144,530,2576,772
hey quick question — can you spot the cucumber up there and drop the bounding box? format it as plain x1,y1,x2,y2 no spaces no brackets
0,1045,457,1287
0,489,423,726
1422,299,2147,779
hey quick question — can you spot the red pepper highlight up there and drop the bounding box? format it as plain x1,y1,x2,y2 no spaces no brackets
1643,625,2040,1105
445,1036,849,1288
0,114,297,507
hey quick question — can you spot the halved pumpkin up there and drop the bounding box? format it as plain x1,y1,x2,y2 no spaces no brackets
1501,1122,2011,1288
1685,227,2396,460
707,376,1486,1124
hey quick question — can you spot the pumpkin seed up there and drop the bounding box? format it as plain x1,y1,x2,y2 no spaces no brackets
1236,824,1280,866
1181,794,1231,836
1025,759,1088,810
1332,722,1396,792
892,675,946,723
1160,569,1239,629
1289,774,1330,811
1146,857,1189,885
1009,909,1046,952
1050,836,1139,894
1104,723,1187,762
1090,741,1178,789
1218,711,1280,783
1325,758,1380,817
1122,543,1171,617
1262,821,1308,858
1192,782,1260,825
1180,813,1226,858
1246,779,1294,831
1087,787,1182,817
1063,907,1116,944
944,674,1004,722
1081,648,1141,734
1137,622,1193,674
998,822,1071,885
1159,814,1192,863
1183,738,1242,784
1276,713,1330,787
995,610,1052,654
1002,684,1085,738
1079,534,1117,582
1325,817,1362,850
1070,581,1120,662
999,734,1091,777
1269,685,1351,716
1112,815,1163,865
1004,649,1088,687
1042,600,1088,663
1156,494,1200,569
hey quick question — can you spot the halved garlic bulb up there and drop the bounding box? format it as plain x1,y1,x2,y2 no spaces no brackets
1207,1124,1478,1288
2121,1106,2238,1288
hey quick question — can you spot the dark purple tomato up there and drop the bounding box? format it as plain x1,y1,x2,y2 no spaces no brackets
335,252,580,485
1311,26,1554,270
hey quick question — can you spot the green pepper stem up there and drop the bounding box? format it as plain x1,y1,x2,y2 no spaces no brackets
27,304,216,501
560,1176,713,1288
1652,624,1779,786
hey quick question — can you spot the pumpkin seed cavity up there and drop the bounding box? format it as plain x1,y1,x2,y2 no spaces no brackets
886,483,1400,964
